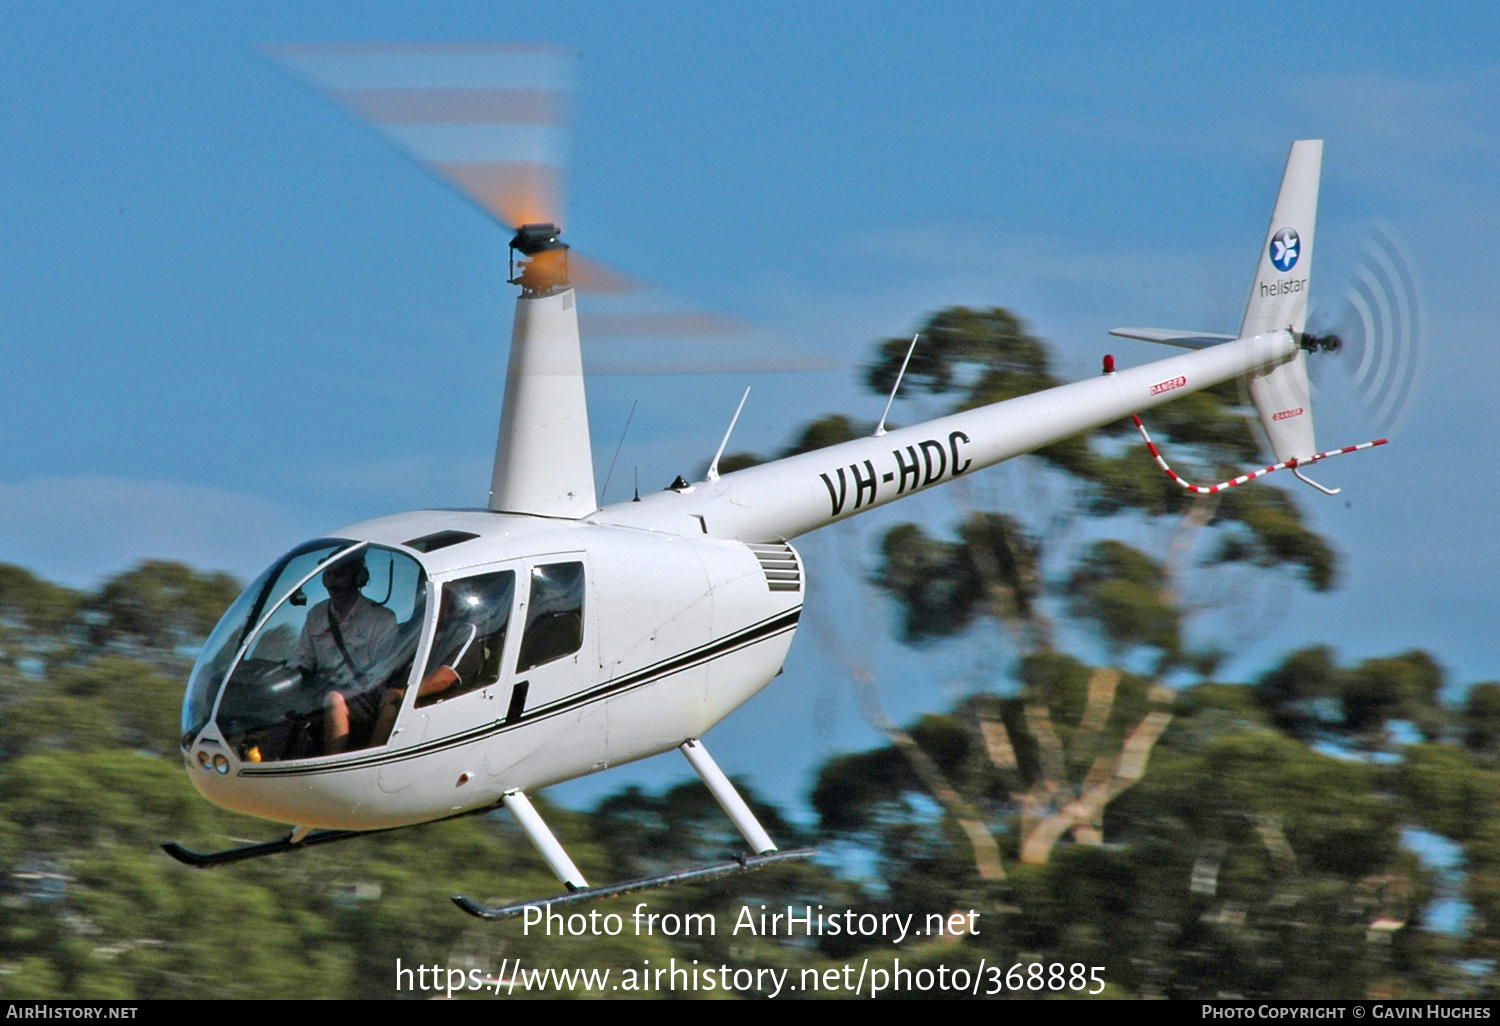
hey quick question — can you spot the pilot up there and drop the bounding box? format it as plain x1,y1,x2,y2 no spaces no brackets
290,553,398,755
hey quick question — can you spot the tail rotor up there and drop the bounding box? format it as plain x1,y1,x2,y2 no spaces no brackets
1303,223,1426,435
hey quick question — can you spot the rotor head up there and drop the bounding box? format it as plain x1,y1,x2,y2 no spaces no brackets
509,223,571,293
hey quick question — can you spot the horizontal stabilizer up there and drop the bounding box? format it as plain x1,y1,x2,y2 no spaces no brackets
1109,327,1238,350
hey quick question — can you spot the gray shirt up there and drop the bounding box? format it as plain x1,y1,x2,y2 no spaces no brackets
292,594,397,692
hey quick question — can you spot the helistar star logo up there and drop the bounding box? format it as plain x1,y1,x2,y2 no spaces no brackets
1270,227,1300,272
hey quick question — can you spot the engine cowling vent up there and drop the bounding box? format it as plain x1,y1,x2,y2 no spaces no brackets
748,542,801,592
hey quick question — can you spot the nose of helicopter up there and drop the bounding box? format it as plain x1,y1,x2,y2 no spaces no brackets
181,732,254,814
178,732,370,829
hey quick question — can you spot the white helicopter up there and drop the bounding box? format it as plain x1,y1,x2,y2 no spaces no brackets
166,47,1382,918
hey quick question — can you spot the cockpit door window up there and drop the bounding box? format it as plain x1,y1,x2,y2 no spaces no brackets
417,570,516,708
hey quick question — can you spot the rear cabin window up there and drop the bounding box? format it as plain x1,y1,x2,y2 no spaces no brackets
516,561,585,672
417,570,515,708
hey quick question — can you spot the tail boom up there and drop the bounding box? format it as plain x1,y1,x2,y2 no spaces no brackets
599,330,1301,542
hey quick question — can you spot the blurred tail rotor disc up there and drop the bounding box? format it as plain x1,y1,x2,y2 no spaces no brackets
1334,223,1426,434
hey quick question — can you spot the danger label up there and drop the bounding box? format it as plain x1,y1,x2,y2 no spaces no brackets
1150,376,1187,396
1272,407,1304,421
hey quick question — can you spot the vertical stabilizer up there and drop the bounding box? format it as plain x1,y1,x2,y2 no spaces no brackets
1242,139,1322,462
489,288,598,517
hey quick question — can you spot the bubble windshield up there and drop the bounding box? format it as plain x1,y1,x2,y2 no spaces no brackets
210,544,429,762
181,538,354,746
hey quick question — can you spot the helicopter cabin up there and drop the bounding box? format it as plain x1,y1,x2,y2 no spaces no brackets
178,508,802,829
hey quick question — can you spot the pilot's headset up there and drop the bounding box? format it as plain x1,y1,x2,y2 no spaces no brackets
291,551,370,607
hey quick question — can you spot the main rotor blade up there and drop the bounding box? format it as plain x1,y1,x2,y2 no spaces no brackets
567,251,644,293
269,43,576,229
579,311,748,337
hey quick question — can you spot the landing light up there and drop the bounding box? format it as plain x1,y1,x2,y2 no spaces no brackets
196,751,211,770
213,754,230,775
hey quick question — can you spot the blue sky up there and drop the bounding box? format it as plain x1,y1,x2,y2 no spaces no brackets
2,2,1497,812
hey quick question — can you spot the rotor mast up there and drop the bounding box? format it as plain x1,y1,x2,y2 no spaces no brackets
488,224,598,518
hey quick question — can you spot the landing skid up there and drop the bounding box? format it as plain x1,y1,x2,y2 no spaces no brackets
165,739,804,923
453,848,818,920
162,828,373,868
161,804,499,869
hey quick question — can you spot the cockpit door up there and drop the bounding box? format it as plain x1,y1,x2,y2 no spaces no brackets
378,553,597,793
397,564,521,741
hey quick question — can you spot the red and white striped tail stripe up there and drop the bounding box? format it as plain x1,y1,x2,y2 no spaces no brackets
1131,414,1387,495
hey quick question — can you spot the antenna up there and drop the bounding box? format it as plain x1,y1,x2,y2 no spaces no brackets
706,387,751,482
600,400,638,503
874,334,920,437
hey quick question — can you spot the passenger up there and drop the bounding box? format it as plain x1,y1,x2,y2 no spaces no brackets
290,553,398,755
420,591,490,701
362,590,486,747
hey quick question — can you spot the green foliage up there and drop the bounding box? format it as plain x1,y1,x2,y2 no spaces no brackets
813,713,994,833
1463,682,1500,757
1006,710,1430,998
1065,541,1180,659
866,307,1057,402
0,565,84,674
851,306,1341,676
1254,648,1449,748
0,561,872,998
1,658,201,761
1460,816,1500,949
1253,646,1342,740
811,744,920,833
593,780,805,879
805,665,1486,998
1399,743,1500,843
0,695,118,760
0,552,1494,998
83,561,241,657
56,658,186,756
715,451,764,474
0,296,1488,998
0,565,81,635
1213,486,1338,592
873,513,1039,642
780,414,866,457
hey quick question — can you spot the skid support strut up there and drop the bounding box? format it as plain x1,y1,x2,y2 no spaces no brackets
453,740,817,920
679,738,775,854
503,789,588,891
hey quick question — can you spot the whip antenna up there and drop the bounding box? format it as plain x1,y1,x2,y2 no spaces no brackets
600,400,638,502
706,387,751,482
874,334,920,437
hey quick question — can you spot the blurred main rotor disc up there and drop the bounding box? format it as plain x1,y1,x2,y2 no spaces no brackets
270,42,832,375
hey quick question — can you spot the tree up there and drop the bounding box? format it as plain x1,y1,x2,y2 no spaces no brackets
0,560,865,999
737,306,1338,880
